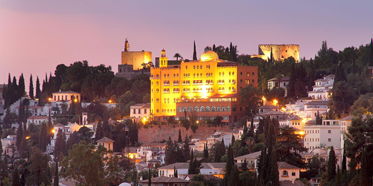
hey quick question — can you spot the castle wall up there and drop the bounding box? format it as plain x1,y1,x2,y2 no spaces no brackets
137,125,232,143
121,51,152,70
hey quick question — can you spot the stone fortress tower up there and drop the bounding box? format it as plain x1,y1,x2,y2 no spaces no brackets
258,44,299,62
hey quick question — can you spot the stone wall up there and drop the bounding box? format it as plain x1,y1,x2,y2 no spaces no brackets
138,125,233,144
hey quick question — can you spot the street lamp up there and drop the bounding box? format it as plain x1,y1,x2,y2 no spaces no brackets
273,99,278,106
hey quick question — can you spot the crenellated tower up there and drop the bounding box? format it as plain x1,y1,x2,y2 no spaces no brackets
159,49,168,68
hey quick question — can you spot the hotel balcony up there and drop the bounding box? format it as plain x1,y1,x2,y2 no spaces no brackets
163,84,170,86
173,90,180,93
218,82,225,85
173,83,179,86
163,91,170,94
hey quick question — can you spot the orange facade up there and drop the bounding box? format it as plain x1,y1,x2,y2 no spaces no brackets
150,50,258,123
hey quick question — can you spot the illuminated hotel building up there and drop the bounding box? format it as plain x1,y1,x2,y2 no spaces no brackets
150,49,258,123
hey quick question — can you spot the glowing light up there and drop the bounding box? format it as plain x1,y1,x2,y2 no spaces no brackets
273,99,278,106
52,129,55,134
281,107,286,112
299,131,304,135
25,136,30,140
302,119,306,123
74,98,78,103
129,153,134,159
108,100,112,103
262,97,266,101
143,117,147,123
48,98,52,101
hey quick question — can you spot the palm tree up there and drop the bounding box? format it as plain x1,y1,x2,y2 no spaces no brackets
174,53,182,61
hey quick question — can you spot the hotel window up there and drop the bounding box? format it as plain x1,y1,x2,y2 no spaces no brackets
206,106,210,112
216,107,221,112
174,74,175,78
222,72,224,76
232,106,237,111
328,130,331,133
227,106,231,111
186,66,188,69
188,106,193,112
157,82,159,85
328,138,331,142
164,98,166,103
211,106,216,112
156,99,159,103
222,106,225,111
194,74,195,78
232,72,235,76
156,74,159,77
194,106,199,112
252,72,255,76
200,65,202,69
219,72,221,77
240,72,242,76
229,72,231,76
164,74,166,78
156,109,159,113
194,65,195,69
167,74,169,78
200,106,205,112
167,98,169,103
156,89,159,93
183,107,187,112
177,107,181,112
252,79,255,83
240,79,242,83
177,73,179,77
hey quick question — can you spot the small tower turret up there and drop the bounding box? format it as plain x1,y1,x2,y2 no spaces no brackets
159,49,168,68
124,38,129,52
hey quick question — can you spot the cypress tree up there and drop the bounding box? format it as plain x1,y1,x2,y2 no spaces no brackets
54,129,66,158
334,62,347,84
342,143,347,173
103,109,109,137
203,143,209,160
231,134,235,146
35,76,41,99
12,167,22,186
188,149,195,174
18,74,25,97
174,166,178,178
335,165,341,186
19,133,28,158
269,149,279,186
360,148,369,186
54,161,59,186
178,129,182,143
16,123,23,150
369,38,373,66
287,63,296,98
327,146,336,182
193,41,197,61
96,120,104,140
148,168,151,186
29,74,34,99
229,165,240,186
183,134,190,161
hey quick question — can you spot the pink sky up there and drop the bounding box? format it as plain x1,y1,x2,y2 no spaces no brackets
1,0,372,89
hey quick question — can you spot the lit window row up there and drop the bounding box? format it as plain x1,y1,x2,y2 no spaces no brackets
177,106,231,112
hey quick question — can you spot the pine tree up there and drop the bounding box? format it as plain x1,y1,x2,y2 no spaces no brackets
327,146,336,182
360,148,369,186
178,129,182,143
29,75,34,99
36,76,41,99
54,161,59,186
193,41,197,61
12,167,22,186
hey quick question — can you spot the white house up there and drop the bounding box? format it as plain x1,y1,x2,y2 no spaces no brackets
303,101,329,121
1,135,17,157
278,162,301,182
308,75,334,100
52,90,81,103
130,103,151,119
304,119,341,151
267,76,290,90
26,116,48,126
234,151,261,169
158,162,226,178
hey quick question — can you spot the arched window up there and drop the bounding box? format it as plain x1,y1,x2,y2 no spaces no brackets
211,106,216,112
188,106,193,112
156,109,159,113
183,107,187,112
222,106,225,111
216,107,221,112
167,98,169,103
177,107,182,112
233,106,237,111
194,106,199,112
156,99,159,103
200,106,205,112
282,170,288,176
206,106,210,112
156,74,159,77
227,106,231,111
